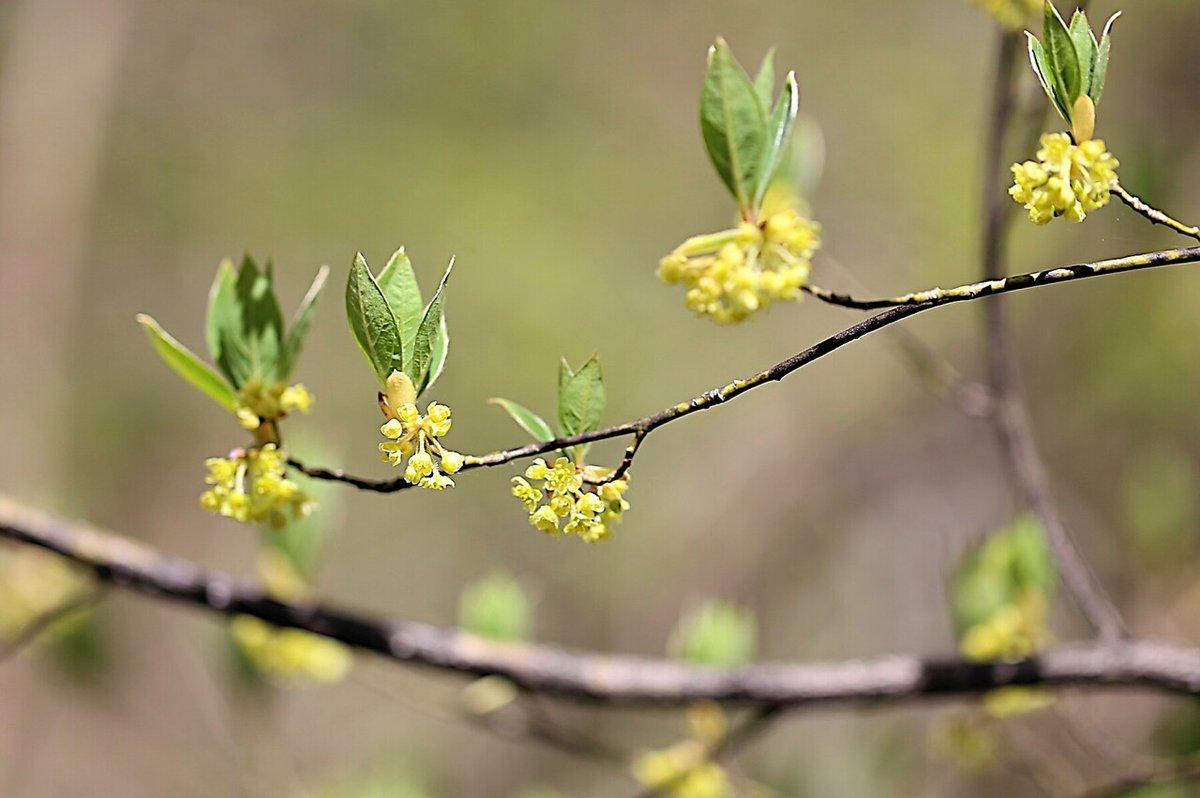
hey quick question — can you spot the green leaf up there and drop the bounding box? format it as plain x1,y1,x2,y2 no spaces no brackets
699,38,768,211
425,313,450,393
752,48,776,108
1091,12,1120,104
489,398,555,442
378,247,424,356
227,255,285,384
458,573,532,642
345,253,404,384
950,516,1055,633
1043,1,1082,112
1068,10,1098,97
279,265,329,379
411,258,453,395
753,71,799,208
1027,34,1071,125
557,354,605,437
669,601,757,668
137,314,236,412
206,259,251,388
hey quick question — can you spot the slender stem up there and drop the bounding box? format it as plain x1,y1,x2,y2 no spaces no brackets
976,27,1125,641
1113,182,1200,242
0,587,105,662
3,496,1200,706
290,245,1200,493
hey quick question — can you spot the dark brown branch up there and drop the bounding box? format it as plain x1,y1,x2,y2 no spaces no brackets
291,246,1200,494
4,497,1200,707
977,28,1125,641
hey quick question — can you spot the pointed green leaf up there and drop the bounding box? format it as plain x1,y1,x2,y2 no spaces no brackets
279,265,329,379
411,258,452,395
206,259,251,388
699,38,768,211
557,354,605,437
753,71,799,208
231,254,285,383
377,247,424,357
425,313,450,393
489,398,555,443
1043,1,1082,112
1068,11,1098,97
1091,12,1120,104
752,48,776,108
1027,34,1072,124
137,314,236,412
345,253,403,384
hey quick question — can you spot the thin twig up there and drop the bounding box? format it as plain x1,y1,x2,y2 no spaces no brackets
976,27,1125,641
1113,182,1200,242
4,496,1200,707
0,586,104,662
291,246,1200,494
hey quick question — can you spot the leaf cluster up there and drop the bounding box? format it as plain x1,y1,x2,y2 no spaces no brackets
491,355,605,462
1027,2,1119,138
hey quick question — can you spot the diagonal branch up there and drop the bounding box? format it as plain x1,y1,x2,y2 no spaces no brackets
3,496,1200,707
291,246,1200,493
1113,182,1200,242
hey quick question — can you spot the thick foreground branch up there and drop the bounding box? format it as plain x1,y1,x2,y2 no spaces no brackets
3,497,1200,707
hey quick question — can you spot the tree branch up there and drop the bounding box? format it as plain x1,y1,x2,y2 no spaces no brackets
292,245,1200,493
4,496,1200,707
1113,182,1200,242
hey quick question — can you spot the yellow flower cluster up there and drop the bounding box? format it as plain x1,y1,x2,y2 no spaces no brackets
969,0,1040,29
658,208,821,324
379,402,464,490
511,457,630,542
200,443,315,528
960,591,1052,718
1010,133,1119,225
230,615,351,684
234,378,313,431
632,704,731,798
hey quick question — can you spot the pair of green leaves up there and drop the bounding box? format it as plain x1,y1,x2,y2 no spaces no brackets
1027,3,1119,135
700,38,799,216
491,355,605,460
138,256,329,413
950,516,1055,634
345,249,450,397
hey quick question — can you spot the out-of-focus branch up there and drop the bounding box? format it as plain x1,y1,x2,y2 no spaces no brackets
4,497,1200,707
0,587,104,662
291,245,1200,494
975,26,1124,641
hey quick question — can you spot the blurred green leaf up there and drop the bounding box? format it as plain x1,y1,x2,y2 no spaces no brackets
1092,12,1120,103
345,253,404,384
458,573,532,642
279,265,330,380
669,600,757,668
951,516,1054,632
754,71,799,208
137,314,236,412
233,255,285,383
700,38,768,211
410,258,452,395
206,259,250,388
1068,10,1098,97
1044,1,1082,110
426,313,450,393
490,398,555,442
752,48,776,108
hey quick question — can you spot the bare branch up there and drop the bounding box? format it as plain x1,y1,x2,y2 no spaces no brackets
3,497,1200,708
1113,183,1200,242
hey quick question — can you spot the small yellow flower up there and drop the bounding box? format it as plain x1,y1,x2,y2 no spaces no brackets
233,379,315,431
1010,133,1119,225
199,443,315,528
969,0,1039,30
659,208,821,324
513,457,632,542
376,371,464,491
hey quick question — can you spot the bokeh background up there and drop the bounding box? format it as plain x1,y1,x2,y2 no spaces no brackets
3,0,1200,795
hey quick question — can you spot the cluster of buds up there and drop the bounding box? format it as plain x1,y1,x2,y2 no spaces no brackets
200,443,315,528
970,0,1040,29
377,371,463,490
1010,133,1119,225
511,457,630,542
632,703,731,798
658,208,821,324
233,379,313,433
959,590,1049,663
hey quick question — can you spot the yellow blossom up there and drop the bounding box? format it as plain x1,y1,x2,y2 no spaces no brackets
199,443,315,528
377,373,463,491
659,208,821,324
513,457,631,542
1010,133,1119,225
233,379,314,431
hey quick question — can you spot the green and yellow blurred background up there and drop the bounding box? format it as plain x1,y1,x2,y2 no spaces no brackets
3,0,1200,795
